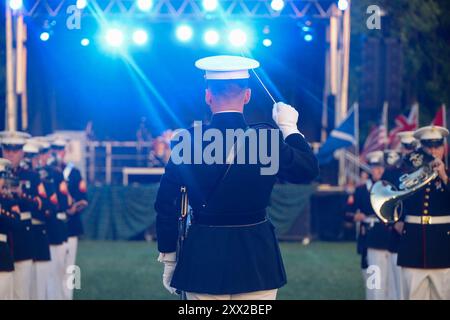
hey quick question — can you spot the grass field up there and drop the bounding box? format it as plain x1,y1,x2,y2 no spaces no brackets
74,240,364,300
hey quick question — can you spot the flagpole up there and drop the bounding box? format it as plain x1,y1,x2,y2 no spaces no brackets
355,102,360,183
382,101,389,150
444,104,448,169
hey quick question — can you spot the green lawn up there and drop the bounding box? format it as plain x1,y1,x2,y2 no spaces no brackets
74,240,364,300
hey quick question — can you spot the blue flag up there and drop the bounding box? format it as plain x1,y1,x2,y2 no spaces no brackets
317,110,356,164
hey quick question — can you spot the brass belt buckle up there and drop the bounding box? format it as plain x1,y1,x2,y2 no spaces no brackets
422,216,431,224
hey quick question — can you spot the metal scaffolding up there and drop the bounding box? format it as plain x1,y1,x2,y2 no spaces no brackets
21,0,335,19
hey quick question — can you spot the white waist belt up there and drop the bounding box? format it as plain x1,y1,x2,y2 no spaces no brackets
405,215,450,225
363,216,380,226
56,212,67,221
20,212,32,221
0,234,7,243
32,219,44,225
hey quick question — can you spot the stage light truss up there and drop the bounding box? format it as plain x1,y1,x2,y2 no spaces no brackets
21,0,335,20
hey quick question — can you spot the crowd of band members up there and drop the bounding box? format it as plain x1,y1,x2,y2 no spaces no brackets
347,126,450,300
0,131,88,300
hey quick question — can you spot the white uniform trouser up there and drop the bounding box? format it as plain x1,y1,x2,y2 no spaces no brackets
186,289,278,300
62,236,78,300
365,248,390,300
387,253,403,300
13,260,33,300
47,244,66,300
31,261,51,300
0,272,14,299
402,267,450,300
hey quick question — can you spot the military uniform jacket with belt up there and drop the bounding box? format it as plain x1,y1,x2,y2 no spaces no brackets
397,169,450,268
381,163,412,254
155,112,319,294
0,195,20,271
43,166,68,245
350,181,391,253
16,166,51,262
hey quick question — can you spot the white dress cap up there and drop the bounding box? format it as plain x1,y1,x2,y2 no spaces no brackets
195,55,260,80
23,142,41,154
413,126,449,141
0,131,31,146
366,150,384,165
397,131,416,144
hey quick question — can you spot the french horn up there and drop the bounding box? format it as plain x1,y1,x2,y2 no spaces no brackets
370,154,438,224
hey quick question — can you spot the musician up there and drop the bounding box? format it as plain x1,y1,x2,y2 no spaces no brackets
350,151,391,299
51,137,88,300
397,126,450,300
22,141,52,300
41,137,69,300
155,55,319,300
381,131,418,300
0,131,35,299
0,158,19,299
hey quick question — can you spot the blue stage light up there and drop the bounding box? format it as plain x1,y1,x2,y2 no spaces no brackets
228,29,247,47
270,0,285,12
40,32,50,42
338,0,349,11
132,29,148,45
105,28,124,47
81,38,90,46
302,26,311,32
176,25,193,42
304,34,313,42
203,29,220,46
202,0,218,12
76,0,87,10
9,0,23,10
136,0,153,12
262,39,272,47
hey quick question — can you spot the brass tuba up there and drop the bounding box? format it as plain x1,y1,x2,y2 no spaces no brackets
370,163,438,224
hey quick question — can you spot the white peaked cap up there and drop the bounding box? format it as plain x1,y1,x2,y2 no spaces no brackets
397,131,416,144
195,55,260,80
414,126,449,141
23,142,41,154
366,150,384,165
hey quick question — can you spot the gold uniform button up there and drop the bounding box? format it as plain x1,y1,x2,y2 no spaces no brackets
425,195,430,199
424,202,429,207
426,188,431,192
423,210,429,214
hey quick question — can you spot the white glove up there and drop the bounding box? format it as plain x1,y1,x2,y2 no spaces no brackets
272,102,301,139
158,252,177,294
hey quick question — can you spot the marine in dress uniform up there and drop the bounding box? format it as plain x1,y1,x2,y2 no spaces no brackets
22,141,52,300
155,55,319,300
381,131,418,300
0,158,18,300
397,126,450,300
37,137,68,300
51,137,88,300
349,151,392,300
0,131,35,300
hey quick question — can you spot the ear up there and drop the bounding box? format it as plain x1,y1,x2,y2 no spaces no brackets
243,89,251,105
205,89,213,106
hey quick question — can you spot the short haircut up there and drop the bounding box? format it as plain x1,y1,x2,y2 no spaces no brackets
206,79,249,99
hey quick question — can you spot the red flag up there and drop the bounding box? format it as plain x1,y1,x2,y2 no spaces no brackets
388,104,419,149
431,105,445,126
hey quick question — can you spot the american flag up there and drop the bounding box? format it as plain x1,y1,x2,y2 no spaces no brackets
387,104,419,149
360,125,387,160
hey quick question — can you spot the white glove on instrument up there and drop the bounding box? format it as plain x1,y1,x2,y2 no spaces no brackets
158,252,177,294
272,102,301,139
